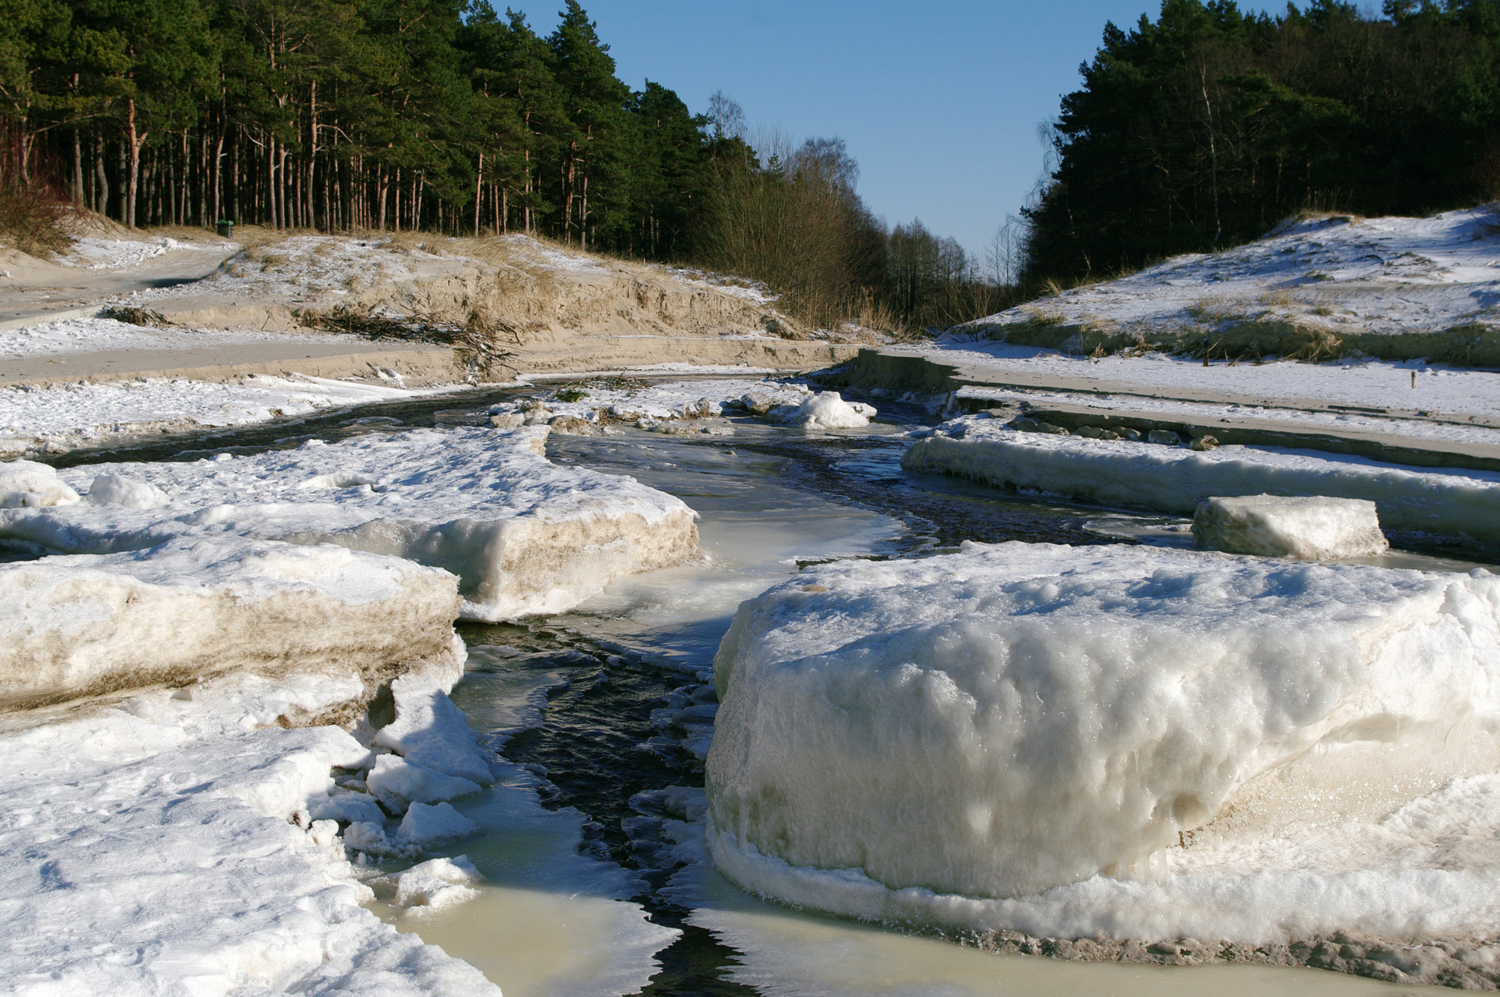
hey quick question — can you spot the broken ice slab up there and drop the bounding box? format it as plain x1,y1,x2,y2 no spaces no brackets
0,536,464,711
707,542,1500,905
0,425,699,620
902,415,1500,544
1192,493,1389,559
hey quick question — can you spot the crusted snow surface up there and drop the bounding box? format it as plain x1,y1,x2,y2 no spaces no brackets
1193,494,1390,560
0,314,352,360
0,371,457,457
958,208,1500,341
903,414,1500,543
705,541,1500,943
0,535,463,709
0,670,501,996
0,427,699,620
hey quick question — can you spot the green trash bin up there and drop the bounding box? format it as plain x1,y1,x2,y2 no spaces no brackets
216,220,235,238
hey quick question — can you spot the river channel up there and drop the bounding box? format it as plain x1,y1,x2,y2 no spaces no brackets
48,381,1484,997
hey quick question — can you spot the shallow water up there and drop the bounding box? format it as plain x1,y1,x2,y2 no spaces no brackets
36,386,1492,995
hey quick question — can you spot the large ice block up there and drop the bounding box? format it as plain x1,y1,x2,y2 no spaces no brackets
1192,493,1389,559
707,542,1500,902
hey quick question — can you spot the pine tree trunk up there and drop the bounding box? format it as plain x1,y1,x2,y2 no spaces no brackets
72,128,83,205
95,134,108,215
126,97,144,229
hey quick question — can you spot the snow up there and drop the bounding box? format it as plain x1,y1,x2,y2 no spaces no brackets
0,669,501,996
373,672,498,785
0,535,463,709
0,372,459,457
0,314,354,360
1192,494,1389,560
957,207,1500,342
773,390,876,429
903,415,1500,543
61,236,214,270
0,427,699,620
367,754,483,807
0,459,79,507
395,856,482,912
489,378,877,433
705,541,1500,943
399,801,481,845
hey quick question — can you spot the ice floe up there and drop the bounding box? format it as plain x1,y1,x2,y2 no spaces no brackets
0,426,698,619
903,414,1500,544
0,536,463,709
1192,494,1389,559
706,542,1500,942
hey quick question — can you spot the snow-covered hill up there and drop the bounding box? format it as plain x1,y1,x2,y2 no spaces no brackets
956,207,1500,365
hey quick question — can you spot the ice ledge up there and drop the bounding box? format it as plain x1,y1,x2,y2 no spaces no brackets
0,536,464,712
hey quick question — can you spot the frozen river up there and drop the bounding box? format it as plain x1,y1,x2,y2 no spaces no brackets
47,384,1489,996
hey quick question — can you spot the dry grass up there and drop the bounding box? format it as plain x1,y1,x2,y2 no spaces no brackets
0,181,73,257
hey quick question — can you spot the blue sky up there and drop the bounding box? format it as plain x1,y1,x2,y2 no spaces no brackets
524,1,1282,260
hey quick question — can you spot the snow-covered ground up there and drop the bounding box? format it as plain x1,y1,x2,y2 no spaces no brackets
0,314,355,360
706,541,1500,950
0,426,699,620
59,236,216,270
904,413,1500,543
959,208,1500,342
0,372,457,457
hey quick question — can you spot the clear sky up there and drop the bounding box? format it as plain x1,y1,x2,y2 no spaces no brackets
519,1,1281,260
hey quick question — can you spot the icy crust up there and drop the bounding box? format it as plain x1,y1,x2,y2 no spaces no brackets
0,427,699,620
1193,494,1390,560
903,415,1500,543
0,537,463,709
0,672,500,997
705,543,1500,938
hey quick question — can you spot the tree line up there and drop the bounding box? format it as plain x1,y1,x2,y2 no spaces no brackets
1023,0,1500,282
0,0,1010,333
0,0,717,258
